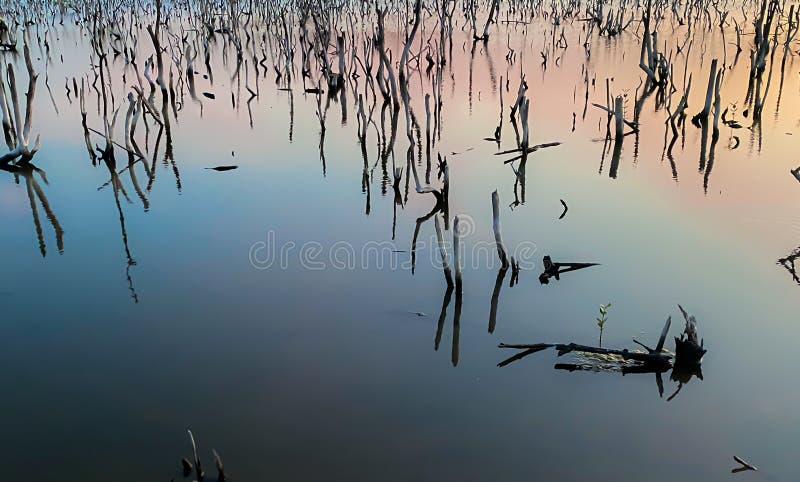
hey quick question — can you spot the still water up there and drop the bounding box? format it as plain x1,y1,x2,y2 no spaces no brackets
0,1,798,480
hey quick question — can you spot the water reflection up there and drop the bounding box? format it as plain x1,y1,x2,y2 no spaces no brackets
0,162,63,257
1,36,61,257
1,0,800,479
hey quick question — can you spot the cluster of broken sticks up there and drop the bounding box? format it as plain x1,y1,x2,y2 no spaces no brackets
173,430,227,482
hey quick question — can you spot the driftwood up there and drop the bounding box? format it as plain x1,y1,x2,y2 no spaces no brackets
778,246,800,284
500,341,672,367
500,321,694,400
558,199,568,219
498,142,561,164
499,316,674,370
499,306,706,380
539,255,599,283
675,304,706,365
732,455,757,473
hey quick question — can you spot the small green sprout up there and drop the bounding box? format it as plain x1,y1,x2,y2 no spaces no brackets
596,303,612,346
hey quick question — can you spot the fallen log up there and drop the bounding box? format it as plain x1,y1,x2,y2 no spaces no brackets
499,316,675,369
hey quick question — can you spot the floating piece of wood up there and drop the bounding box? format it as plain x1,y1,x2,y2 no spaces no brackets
499,307,706,400
791,166,800,183
205,165,238,172
732,455,757,473
498,316,675,369
539,255,599,283
497,344,552,367
202,92,215,99
675,304,706,365
778,246,800,284
497,142,562,164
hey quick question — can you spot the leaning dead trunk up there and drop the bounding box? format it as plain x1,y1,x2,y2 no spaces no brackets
693,58,718,123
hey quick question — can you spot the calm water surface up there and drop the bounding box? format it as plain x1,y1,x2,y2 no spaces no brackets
0,3,798,481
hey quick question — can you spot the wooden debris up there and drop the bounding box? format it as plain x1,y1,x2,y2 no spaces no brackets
732,455,758,473
180,458,193,477
187,430,204,482
213,449,227,481
498,142,562,164
558,199,568,219
499,307,707,402
675,304,706,365
498,316,674,369
539,255,599,283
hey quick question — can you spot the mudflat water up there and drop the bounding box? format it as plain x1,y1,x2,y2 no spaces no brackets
0,1,798,480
